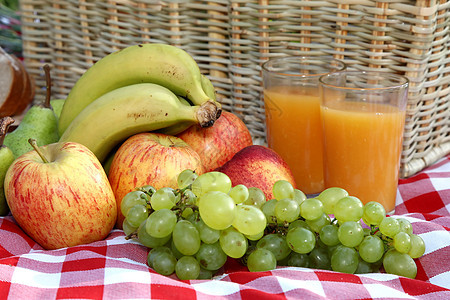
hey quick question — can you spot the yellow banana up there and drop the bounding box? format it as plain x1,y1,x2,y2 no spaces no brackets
158,75,218,136
58,83,219,162
201,74,217,101
58,43,221,135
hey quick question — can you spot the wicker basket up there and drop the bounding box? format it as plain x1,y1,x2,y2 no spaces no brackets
19,0,449,178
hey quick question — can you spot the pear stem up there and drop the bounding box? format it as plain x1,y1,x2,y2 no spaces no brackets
0,117,15,147
43,64,52,109
28,138,49,163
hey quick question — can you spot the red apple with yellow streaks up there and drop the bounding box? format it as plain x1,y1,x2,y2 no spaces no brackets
215,145,296,200
108,132,205,228
4,139,117,250
177,111,253,172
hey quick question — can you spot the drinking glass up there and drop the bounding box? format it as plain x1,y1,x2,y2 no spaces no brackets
262,56,345,194
319,71,409,213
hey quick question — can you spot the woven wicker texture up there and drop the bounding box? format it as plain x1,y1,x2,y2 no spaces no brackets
19,0,450,178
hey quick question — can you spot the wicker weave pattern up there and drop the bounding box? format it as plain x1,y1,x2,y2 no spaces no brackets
19,0,450,178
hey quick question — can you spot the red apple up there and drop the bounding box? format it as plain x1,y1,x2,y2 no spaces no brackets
215,145,296,200
4,139,117,250
108,132,205,228
177,111,253,172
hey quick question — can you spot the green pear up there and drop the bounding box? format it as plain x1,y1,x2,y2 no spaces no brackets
0,117,15,215
50,98,65,120
4,64,59,158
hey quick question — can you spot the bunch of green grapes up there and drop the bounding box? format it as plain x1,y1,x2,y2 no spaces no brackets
120,170,425,280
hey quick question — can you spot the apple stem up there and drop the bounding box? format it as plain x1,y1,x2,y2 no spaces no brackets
0,117,15,147
28,138,49,163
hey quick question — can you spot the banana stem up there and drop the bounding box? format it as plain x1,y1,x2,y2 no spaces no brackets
196,100,222,128
28,138,49,163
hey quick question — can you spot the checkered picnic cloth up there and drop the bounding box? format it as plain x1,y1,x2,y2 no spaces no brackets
1,155,449,299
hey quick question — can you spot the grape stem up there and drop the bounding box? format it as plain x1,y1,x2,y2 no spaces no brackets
125,232,138,240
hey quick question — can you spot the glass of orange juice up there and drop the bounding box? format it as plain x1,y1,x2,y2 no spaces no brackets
262,56,346,195
319,71,409,213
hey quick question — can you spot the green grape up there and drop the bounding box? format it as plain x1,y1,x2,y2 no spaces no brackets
261,199,277,223
393,232,412,254
147,246,172,268
286,227,315,254
229,184,249,204
175,256,200,280
197,267,214,280
126,204,149,228
122,218,138,236
292,189,307,206
327,243,342,258
180,189,197,205
177,169,198,189
198,191,236,230
334,196,364,223
145,208,177,238
397,218,413,235
287,252,310,268
383,249,417,279
272,180,295,201
309,247,331,270
120,190,148,216
355,257,374,274
300,198,324,221
152,250,177,276
331,245,359,274
316,187,348,214
219,227,248,258
181,207,194,219
139,185,156,195
319,224,340,246
246,231,264,241
359,235,384,263
172,220,201,256
288,219,311,232
408,234,426,259
170,239,185,259
194,218,220,244
150,187,176,210
195,242,228,271
306,213,331,233
275,198,300,223
379,217,400,237
191,171,232,197
243,187,266,208
232,204,267,236
138,220,171,248
256,234,291,261
247,248,277,272
362,201,386,226
337,221,364,248
277,254,290,266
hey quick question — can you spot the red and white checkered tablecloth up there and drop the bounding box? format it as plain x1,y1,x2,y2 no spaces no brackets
1,155,449,299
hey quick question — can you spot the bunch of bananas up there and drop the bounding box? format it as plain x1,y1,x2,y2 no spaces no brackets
58,43,222,163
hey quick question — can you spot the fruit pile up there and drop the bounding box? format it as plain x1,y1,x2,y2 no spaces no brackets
0,43,426,282
121,169,425,280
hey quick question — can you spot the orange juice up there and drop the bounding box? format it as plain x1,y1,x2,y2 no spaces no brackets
321,101,405,212
264,85,324,194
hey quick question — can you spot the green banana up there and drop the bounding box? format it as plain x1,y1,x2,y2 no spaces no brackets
58,83,219,162
58,43,221,135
